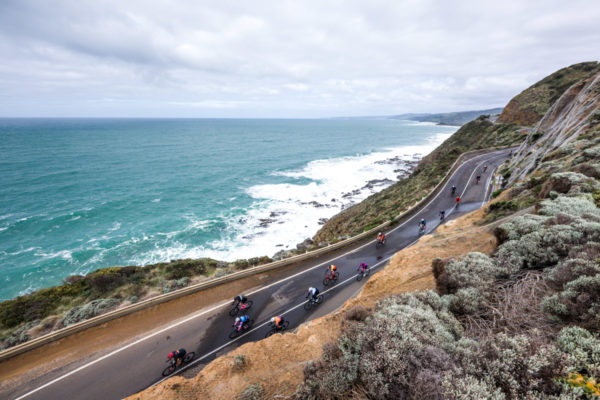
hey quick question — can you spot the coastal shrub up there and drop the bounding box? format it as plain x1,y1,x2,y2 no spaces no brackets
441,374,506,400
236,383,264,400
556,327,600,376
232,354,247,372
492,189,504,198
545,258,600,290
0,281,85,328
542,275,600,329
0,320,40,350
86,270,124,293
61,298,119,326
538,172,599,199
234,259,249,269
488,200,518,212
435,252,502,294
163,259,207,280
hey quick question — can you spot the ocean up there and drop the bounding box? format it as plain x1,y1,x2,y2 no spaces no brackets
0,118,456,300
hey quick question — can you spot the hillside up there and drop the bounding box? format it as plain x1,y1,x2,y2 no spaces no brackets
395,107,503,126
131,63,600,399
313,63,598,243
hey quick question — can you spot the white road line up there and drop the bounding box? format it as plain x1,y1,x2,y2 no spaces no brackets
13,149,507,400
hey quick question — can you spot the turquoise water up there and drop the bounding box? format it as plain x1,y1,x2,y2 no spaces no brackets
0,118,456,300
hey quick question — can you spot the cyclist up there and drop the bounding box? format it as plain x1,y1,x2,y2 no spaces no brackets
306,286,319,302
476,174,481,184
451,185,456,195
357,262,368,273
483,165,488,172
233,294,247,306
455,196,461,206
270,315,285,331
377,232,386,244
168,348,187,366
419,218,426,233
234,315,250,331
439,209,445,220
326,264,337,279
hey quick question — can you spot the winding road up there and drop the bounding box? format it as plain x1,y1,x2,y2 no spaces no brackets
2,148,511,400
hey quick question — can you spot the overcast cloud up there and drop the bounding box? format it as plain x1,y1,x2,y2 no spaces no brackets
0,0,598,117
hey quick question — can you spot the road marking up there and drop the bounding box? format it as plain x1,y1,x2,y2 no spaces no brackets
13,149,507,400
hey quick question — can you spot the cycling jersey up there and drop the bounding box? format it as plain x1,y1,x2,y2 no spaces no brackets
308,287,319,298
273,316,283,327
329,265,337,271
358,263,368,271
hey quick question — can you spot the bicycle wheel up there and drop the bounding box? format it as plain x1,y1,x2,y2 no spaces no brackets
282,320,290,330
375,241,382,249
315,295,323,304
356,272,363,281
229,329,240,339
228,306,238,316
162,364,176,377
304,300,313,310
265,328,276,338
183,352,195,364
333,271,339,281
322,277,329,286
243,300,254,310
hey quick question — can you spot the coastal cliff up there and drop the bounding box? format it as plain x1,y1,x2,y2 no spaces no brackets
131,63,600,399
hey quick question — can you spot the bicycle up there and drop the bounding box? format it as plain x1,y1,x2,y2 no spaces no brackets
229,300,254,316
304,294,323,310
418,225,426,236
356,267,370,281
323,270,339,286
375,237,386,249
229,319,255,339
162,352,196,377
264,320,291,338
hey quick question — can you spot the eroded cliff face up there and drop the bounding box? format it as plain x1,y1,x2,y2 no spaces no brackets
128,207,500,400
507,70,600,184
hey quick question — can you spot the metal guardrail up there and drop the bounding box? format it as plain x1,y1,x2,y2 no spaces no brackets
0,146,511,362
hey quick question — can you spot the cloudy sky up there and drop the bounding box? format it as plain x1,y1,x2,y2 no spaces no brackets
0,0,598,118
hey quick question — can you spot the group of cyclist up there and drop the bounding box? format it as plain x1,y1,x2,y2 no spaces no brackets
167,164,491,367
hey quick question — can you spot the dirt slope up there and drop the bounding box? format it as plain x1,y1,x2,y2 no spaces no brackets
128,207,505,400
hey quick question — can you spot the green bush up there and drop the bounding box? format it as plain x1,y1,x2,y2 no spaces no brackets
488,200,519,212
236,383,264,400
163,259,207,279
557,326,600,376
61,299,119,326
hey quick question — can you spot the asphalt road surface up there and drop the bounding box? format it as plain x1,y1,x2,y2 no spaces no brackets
6,148,511,400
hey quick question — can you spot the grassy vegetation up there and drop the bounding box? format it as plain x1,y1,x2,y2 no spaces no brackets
314,117,525,242
0,255,272,349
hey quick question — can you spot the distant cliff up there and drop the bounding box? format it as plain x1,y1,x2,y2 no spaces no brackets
394,107,503,126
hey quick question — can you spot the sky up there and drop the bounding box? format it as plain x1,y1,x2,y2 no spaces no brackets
0,0,599,118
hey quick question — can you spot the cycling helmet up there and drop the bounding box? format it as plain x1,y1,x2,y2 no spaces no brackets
309,286,315,291
235,317,240,323
270,317,275,323
378,232,382,235
168,352,174,359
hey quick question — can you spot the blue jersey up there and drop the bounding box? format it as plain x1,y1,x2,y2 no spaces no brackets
239,315,249,323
